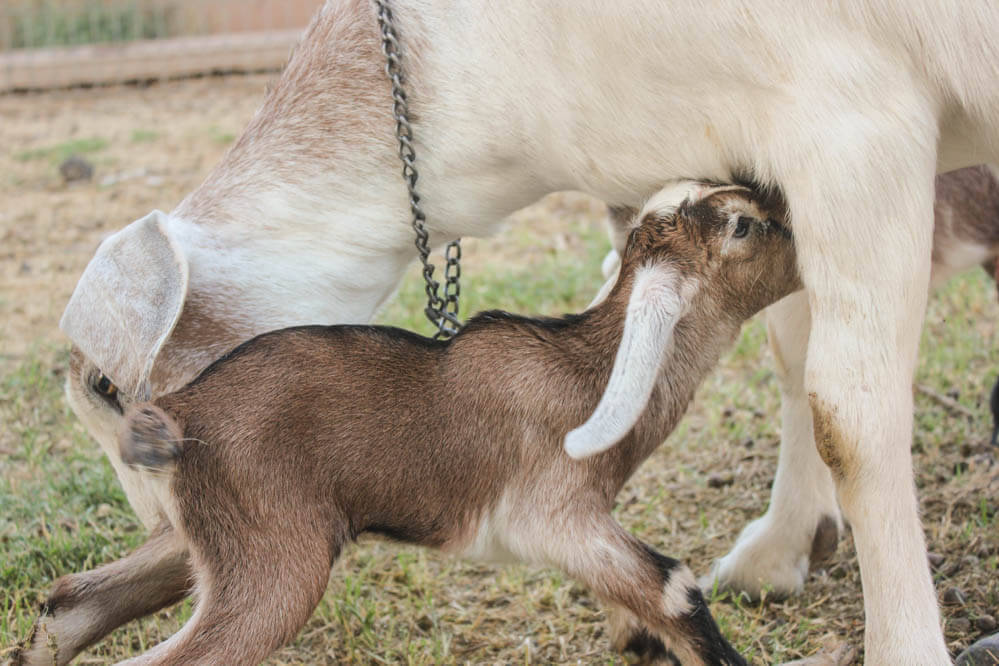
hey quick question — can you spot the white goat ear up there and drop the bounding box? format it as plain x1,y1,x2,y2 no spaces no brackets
60,210,189,400
565,264,688,459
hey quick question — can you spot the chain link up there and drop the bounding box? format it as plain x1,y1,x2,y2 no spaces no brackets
374,0,462,339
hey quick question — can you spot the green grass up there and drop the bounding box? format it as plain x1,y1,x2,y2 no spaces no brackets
208,126,237,146
0,351,144,649
375,222,611,333
1,211,996,663
129,129,160,144
4,2,174,50
14,137,109,164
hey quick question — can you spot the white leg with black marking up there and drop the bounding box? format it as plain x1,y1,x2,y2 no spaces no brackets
514,512,745,666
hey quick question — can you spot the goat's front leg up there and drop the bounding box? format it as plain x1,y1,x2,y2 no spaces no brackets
528,512,744,665
14,523,191,666
777,113,947,662
704,290,843,598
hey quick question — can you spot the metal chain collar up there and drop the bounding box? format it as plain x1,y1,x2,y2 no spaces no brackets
375,0,462,339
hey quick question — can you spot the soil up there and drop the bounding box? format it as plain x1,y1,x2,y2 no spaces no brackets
0,74,270,368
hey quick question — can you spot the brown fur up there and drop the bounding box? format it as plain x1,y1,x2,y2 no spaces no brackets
932,165,999,254
148,292,246,395
97,187,799,665
808,393,853,482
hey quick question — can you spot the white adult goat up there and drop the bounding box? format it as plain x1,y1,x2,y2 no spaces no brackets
33,1,999,664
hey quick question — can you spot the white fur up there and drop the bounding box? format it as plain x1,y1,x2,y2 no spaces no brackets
711,196,999,606
702,292,843,598
587,254,620,308
59,1,999,661
662,565,697,617
930,237,994,287
565,265,691,459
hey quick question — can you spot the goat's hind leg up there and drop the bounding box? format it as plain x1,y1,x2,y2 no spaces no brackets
120,524,341,665
14,522,191,666
704,291,842,599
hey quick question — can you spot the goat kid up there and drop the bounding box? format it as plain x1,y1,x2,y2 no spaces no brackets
39,185,794,665
50,1,999,661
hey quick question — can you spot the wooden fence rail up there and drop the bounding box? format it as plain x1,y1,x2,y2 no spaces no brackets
0,30,301,91
0,0,321,92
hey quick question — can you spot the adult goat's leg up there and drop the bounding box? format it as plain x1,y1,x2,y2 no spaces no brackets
781,120,947,662
704,291,842,598
14,523,191,666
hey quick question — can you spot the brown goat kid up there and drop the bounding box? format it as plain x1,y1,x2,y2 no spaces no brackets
102,184,798,665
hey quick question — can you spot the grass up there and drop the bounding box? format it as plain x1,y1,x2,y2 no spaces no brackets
0,352,144,649
14,137,109,164
4,2,173,50
208,126,237,146
129,129,159,144
0,211,997,663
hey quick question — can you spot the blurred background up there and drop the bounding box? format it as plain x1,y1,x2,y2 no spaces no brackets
1,0,323,91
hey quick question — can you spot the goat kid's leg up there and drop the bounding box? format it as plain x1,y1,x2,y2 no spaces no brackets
604,605,680,664
14,523,191,666
118,526,338,665
534,514,744,665
704,291,842,599
778,117,948,662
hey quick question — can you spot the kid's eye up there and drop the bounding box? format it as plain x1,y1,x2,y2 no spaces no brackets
733,216,752,239
93,373,120,409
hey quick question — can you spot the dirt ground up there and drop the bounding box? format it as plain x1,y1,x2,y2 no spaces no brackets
0,75,269,366
1,75,997,664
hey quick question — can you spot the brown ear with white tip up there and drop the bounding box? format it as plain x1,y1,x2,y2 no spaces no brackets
60,210,189,400
565,264,691,459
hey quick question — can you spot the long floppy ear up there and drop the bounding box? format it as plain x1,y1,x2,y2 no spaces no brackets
60,210,188,400
565,264,689,459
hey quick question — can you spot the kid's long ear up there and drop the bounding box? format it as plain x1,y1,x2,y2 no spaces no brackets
565,264,691,459
60,210,189,400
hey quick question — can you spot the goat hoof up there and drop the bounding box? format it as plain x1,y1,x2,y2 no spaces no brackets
11,617,59,666
702,510,843,600
955,632,999,666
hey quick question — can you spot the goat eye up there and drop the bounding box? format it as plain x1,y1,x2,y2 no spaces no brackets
94,373,118,399
733,216,752,239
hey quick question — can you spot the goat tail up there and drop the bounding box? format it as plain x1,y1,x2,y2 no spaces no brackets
120,403,184,471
